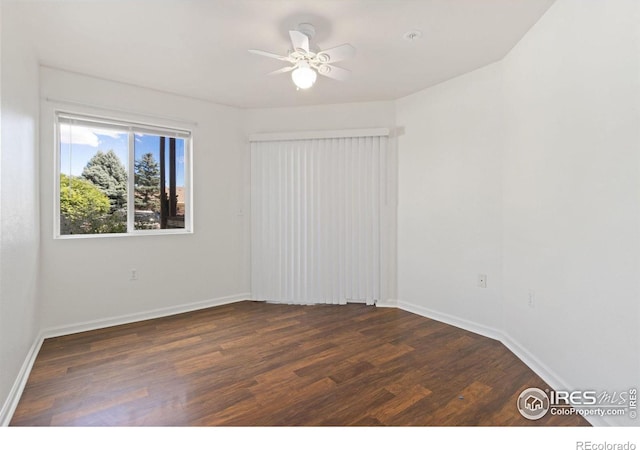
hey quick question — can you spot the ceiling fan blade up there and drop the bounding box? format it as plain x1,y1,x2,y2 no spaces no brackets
248,49,288,61
289,30,309,53
316,44,356,63
317,64,351,81
267,66,295,76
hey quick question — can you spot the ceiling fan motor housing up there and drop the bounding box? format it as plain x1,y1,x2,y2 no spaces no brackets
296,23,316,40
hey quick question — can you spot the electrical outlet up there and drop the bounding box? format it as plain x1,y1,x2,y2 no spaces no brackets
130,269,138,281
477,274,487,288
528,289,535,308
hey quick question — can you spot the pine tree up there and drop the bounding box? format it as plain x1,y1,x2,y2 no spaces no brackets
81,149,128,212
134,153,161,212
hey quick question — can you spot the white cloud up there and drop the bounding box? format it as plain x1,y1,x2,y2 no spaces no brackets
60,124,123,147
60,124,98,147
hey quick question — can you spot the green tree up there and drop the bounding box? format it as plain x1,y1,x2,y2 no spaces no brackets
134,153,161,212
59,174,111,234
81,150,128,212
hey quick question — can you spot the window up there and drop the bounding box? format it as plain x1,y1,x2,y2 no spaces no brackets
56,112,192,237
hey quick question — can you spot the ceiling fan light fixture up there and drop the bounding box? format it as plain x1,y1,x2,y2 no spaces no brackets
249,23,353,90
291,62,317,89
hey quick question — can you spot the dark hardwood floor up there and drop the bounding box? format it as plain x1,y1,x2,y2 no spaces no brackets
10,301,589,426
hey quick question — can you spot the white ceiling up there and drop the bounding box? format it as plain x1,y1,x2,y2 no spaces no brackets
12,0,555,109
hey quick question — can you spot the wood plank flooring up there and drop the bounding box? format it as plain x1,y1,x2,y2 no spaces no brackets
10,301,590,426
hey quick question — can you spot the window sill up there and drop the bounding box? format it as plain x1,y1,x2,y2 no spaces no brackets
54,228,193,240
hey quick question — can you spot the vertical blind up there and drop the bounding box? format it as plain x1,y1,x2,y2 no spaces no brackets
251,134,388,305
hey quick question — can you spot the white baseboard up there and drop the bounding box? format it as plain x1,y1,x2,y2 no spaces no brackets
41,293,251,339
498,332,614,427
0,332,44,426
375,298,398,308
0,292,250,426
396,299,618,427
397,299,504,341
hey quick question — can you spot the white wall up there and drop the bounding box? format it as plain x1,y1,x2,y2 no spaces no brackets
501,0,639,425
0,2,42,424
244,101,396,135
396,0,639,426
39,67,249,332
396,62,504,333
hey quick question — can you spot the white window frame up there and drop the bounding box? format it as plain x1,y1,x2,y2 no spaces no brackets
54,111,193,239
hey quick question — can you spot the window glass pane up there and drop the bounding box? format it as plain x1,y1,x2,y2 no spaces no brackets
59,123,128,235
56,113,191,237
134,134,186,230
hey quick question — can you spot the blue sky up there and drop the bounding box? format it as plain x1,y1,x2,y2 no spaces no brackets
60,125,185,186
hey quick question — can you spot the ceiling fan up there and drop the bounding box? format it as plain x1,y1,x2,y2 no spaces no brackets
249,23,355,90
